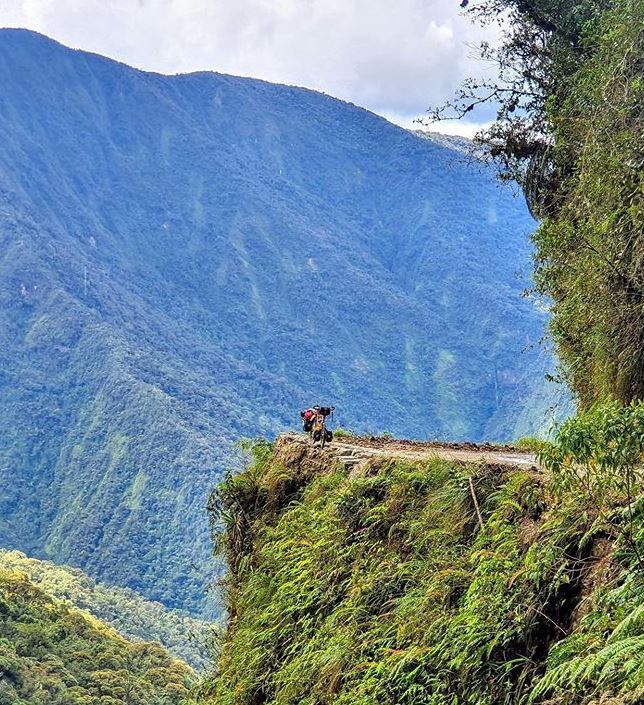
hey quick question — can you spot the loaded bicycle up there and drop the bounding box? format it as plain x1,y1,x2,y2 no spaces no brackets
300,406,335,448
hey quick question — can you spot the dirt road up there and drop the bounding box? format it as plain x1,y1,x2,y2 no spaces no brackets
278,433,540,471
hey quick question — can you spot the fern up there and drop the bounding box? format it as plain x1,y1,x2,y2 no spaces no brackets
531,586,644,704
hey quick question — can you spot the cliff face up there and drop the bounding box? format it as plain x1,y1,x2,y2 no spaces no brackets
197,435,642,705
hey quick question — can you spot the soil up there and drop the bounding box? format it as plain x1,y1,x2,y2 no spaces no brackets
278,433,540,470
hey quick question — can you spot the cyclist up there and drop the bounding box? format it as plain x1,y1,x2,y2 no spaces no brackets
301,407,317,432
300,406,335,446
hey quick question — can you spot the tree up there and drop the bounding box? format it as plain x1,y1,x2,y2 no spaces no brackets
431,0,644,406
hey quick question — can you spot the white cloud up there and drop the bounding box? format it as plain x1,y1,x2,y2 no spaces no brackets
0,0,499,129
381,111,494,139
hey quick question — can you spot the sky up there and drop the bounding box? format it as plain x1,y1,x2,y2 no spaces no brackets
0,0,499,136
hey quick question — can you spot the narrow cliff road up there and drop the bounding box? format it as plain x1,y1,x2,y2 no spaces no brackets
278,433,540,472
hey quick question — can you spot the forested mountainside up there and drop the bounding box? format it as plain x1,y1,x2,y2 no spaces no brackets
0,568,194,704
0,29,557,614
0,550,212,670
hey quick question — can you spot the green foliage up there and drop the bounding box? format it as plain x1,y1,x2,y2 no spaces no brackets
515,436,549,452
528,560,644,705
444,0,642,407
331,428,354,439
532,0,644,405
525,401,644,703
540,401,644,565
0,551,213,671
195,438,644,704
0,569,194,704
541,402,644,500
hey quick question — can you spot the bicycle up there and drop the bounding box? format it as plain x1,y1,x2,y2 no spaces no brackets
309,406,335,449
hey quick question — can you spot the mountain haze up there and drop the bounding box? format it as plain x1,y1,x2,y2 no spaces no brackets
0,29,558,613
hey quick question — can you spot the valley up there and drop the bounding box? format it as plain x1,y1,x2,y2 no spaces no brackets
1,0,643,700
0,29,560,616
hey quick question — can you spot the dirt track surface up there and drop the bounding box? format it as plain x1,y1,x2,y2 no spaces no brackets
278,433,540,470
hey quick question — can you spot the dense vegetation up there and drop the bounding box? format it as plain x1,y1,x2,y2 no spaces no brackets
0,551,212,671
197,424,643,705
533,0,644,405
0,569,194,704
0,30,559,614
438,0,644,406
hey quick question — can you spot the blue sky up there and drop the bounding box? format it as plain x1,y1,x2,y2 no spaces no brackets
0,0,499,136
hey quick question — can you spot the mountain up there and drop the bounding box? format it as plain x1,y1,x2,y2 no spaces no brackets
0,29,562,614
0,550,212,670
0,567,194,704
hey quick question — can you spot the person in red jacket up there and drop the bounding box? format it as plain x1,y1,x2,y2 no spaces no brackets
300,407,317,432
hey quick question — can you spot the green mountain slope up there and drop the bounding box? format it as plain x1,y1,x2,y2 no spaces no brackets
198,437,643,705
0,29,563,614
0,568,194,704
0,550,212,671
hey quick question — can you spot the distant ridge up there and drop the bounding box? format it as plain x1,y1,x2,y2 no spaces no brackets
0,29,561,614
416,130,473,154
